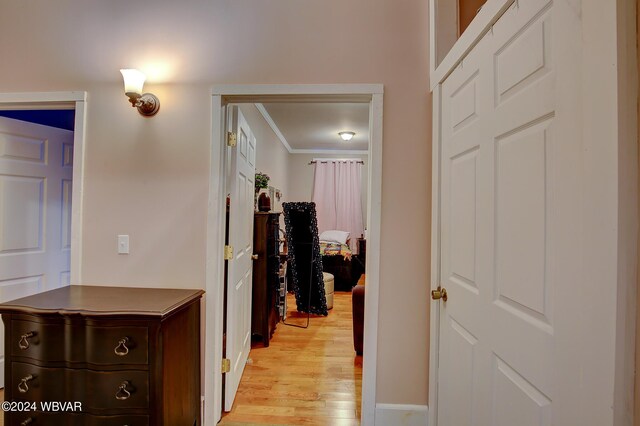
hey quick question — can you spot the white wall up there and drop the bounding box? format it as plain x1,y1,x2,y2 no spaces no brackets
0,0,431,405
287,153,369,229
238,104,290,204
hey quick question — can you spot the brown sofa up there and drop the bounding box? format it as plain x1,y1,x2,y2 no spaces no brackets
352,283,365,355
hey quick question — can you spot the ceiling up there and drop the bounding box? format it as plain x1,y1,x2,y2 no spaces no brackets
259,103,369,152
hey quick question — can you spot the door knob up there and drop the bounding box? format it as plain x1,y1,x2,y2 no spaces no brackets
431,286,448,302
251,254,259,260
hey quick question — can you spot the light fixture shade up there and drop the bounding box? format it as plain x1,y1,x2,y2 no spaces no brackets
339,131,356,141
120,69,146,95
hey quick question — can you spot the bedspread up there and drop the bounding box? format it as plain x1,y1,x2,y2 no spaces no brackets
319,241,352,261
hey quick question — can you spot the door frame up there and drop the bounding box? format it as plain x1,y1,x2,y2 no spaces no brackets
0,91,87,284
428,0,638,424
205,84,384,425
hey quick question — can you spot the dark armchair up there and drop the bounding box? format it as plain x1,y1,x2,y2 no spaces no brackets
352,282,365,355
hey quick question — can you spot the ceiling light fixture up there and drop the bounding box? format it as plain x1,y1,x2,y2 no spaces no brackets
120,69,160,117
339,131,355,141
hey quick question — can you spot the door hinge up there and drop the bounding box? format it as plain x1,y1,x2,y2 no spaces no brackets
227,131,237,147
224,245,234,260
221,358,231,373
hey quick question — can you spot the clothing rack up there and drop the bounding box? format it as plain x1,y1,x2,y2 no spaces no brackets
308,159,364,165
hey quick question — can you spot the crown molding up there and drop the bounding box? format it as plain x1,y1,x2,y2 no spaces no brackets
255,103,293,153
255,103,369,155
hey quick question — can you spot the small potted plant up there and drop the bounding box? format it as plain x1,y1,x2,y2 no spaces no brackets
255,172,271,211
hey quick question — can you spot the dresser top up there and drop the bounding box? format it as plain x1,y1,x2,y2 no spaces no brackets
0,285,204,318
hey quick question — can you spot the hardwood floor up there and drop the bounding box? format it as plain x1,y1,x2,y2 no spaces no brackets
219,292,362,425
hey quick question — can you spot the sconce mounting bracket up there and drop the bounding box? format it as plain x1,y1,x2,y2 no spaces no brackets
133,93,160,117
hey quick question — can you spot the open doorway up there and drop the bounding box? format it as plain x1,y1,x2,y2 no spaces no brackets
205,85,382,421
220,101,370,424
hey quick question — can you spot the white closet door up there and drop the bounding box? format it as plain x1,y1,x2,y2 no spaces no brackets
436,1,560,424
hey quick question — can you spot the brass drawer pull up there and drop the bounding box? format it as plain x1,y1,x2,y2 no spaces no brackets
18,374,34,393
115,381,131,400
114,337,130,356
18,332,35,350
20,418,34,426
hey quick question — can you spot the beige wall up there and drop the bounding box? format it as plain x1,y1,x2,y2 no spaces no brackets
287,153,369,227
0,0,431,405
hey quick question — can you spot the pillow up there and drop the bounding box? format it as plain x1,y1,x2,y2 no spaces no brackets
319,230,350,245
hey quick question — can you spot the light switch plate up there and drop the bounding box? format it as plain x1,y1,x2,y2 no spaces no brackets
118,235,129,254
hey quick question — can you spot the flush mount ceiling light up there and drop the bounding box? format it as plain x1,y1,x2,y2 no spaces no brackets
120,69,160,117
338,131,355,141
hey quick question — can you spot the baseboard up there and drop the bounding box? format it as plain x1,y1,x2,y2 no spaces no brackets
375,403,429,426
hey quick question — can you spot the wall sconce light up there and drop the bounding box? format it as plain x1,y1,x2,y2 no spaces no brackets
338,131,355,141
120,69,160,117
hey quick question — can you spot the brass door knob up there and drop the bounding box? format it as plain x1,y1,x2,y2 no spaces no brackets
251,254,259,260
431,286,448,302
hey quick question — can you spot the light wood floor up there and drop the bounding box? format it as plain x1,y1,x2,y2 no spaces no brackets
219,292,362,426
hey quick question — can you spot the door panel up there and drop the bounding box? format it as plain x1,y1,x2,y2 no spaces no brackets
0,176,44,251
495,120,551,327
439,317,478,426
450,147,478,288
437,1,555,424
492,356,551,426
0,116,74,388
224,106,256,411
438,20,490,426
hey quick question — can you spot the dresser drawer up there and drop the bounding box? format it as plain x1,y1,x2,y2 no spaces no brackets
9,412,149,425
9,321,64,361
11,320,148,365
85,325,149,365
12,362,149,411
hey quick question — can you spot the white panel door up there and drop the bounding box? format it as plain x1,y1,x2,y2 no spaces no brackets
224,106,256,411
0,116,73,387
437,1,557,424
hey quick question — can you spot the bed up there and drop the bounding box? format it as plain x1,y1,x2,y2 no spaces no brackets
319,240,364,291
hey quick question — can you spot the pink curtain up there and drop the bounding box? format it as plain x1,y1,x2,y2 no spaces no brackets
312,160,364,251
312,162,337,233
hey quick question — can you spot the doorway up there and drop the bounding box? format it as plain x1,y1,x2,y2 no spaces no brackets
204,85,383,425
221,101,369,423
0,92,86,284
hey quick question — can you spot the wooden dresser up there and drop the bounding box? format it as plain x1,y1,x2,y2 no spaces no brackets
0,285,204,426
252,212,281,346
